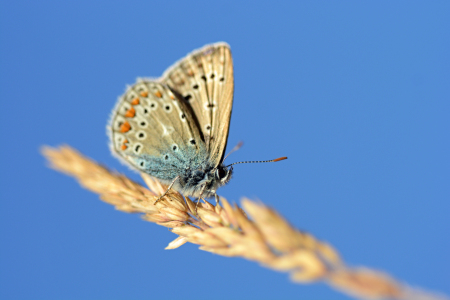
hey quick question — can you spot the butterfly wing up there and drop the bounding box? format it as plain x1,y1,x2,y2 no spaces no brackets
109,80,206,183
159,42,234,167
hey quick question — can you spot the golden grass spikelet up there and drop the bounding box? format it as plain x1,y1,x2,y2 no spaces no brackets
42,145,448,300
165,236,188,250
328,268,403,299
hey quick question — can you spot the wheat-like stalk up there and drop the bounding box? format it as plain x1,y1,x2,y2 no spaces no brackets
41,145,447,300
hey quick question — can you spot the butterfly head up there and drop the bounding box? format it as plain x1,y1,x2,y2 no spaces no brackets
193,142,287,198
214,164,233,186
196,164,233,198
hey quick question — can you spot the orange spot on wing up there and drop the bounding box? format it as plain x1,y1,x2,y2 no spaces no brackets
131,98,140,105
140,91,148,97
170,94,175,99
120,121,131,133
125,107,136,118
154,91,162,98
121,139,129,150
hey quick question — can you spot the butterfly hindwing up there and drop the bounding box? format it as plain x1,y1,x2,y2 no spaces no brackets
109,80,207,182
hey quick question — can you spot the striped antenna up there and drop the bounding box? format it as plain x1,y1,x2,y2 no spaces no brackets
226,156,287,167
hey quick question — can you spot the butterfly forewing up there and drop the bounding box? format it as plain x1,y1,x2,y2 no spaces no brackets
160,42,234,167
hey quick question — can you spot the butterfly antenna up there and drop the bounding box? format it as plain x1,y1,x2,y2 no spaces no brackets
226,156,287,167
222,141,244,163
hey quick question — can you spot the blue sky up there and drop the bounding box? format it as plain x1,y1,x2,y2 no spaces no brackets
1,1,449,299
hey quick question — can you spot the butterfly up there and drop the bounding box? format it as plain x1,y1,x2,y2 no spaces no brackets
108,42,286,203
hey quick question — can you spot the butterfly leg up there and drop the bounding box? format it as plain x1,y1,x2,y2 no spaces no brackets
153,175,180,205
214,193,220,206
195,185,208,210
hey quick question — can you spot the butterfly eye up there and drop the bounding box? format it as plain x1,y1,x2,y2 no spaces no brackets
216,167,227,180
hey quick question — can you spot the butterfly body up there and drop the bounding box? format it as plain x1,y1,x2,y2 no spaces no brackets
109,43,234,198
133,145,232,198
